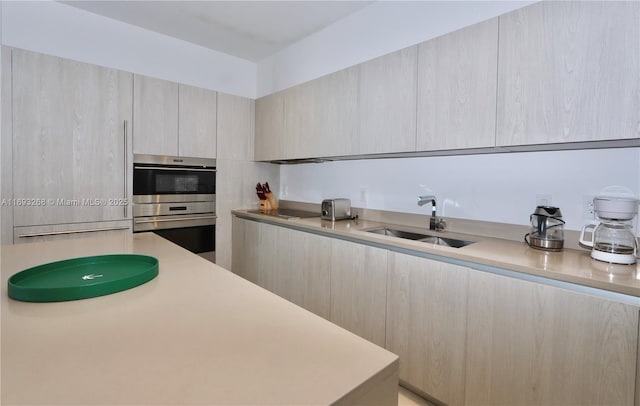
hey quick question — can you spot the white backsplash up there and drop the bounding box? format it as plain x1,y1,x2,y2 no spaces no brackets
280,148,640,234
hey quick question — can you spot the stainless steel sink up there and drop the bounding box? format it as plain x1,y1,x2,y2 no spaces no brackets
365,227,474,248
419,235,474,248
366,228,431,241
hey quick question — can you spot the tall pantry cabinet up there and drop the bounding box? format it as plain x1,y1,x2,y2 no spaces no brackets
10,49,133,242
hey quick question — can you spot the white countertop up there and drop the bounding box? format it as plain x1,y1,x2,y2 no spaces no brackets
233,209,640,299
1,233,398,405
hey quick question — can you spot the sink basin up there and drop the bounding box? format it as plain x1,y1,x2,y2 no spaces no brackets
365,227,474,248
366,228,431,241
419,235,474,248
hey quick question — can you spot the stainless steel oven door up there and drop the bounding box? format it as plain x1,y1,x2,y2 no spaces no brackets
134,213,216,262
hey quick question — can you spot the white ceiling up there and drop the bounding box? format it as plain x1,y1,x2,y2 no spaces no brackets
61,1,374,62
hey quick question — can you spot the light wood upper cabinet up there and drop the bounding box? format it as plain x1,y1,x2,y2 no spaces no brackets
465,270,638,405
133,75,179,156
217,93,254,161
254,92,284,161
12,49,132,226
178,84,217,158
133,75,217,158
417,18,499,151
359,47,417,154
496,1,640,145
330,238,387,347
386,252,469,405
284,67,359,159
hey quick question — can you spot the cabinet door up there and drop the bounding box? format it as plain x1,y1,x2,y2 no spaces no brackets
274,227,331,319
386,252,468,405
231,217,278,287
417,18,498,151
178,84,217,159
254,92,284,161
359,47,417,154
217,93,254,161
496,1,640,145
465,271,638,405
12,49,132,226
133,75,179,156
330,238,387,347
284,67,359,159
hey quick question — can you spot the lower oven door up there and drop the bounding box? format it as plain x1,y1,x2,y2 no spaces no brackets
133,213,216,262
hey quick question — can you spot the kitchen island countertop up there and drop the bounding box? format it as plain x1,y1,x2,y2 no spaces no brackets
1,233,398,405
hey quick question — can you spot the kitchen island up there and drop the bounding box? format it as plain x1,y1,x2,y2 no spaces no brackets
1,233,398,405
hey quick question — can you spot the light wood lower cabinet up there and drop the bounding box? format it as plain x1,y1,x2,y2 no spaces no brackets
385,252,469,405
274,227,331,319
465,270,639,405
232,218,640,405
231,216,277,288
330,238,388,347
231,218,330,318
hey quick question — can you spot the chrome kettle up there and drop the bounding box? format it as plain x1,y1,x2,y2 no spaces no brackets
525,206,565,251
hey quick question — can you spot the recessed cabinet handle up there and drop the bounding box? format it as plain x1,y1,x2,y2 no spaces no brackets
18,226,130,238
124,120,128,218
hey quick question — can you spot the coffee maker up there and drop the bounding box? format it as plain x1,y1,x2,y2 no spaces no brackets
579,197,639,265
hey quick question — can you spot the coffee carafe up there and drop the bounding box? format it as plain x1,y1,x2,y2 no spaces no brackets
525,206,565,251
579,197,639,265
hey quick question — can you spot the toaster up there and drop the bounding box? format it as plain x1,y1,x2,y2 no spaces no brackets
321,198,352,221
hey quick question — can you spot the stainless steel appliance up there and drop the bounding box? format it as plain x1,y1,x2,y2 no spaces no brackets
580,196,639,265
321,198,352,221
133,154,216,262
524,206,565,251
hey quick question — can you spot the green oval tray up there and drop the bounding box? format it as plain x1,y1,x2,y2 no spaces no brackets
8,254,159,302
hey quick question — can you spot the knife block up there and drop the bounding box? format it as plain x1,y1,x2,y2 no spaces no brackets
265,192,279,210
259,199,271,212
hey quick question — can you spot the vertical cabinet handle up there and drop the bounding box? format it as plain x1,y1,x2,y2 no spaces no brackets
124,120,128,218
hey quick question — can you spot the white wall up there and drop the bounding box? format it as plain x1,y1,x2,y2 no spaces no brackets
1,1,256,98
280,148,640,234
256,0,536,97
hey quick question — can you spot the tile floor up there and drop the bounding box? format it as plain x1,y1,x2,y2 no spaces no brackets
398,386,432,406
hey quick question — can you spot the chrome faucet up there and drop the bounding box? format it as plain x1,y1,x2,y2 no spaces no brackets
417,195,446,231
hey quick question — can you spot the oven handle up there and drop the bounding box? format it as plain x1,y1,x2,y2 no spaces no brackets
133,165,216,172
134,215,217,224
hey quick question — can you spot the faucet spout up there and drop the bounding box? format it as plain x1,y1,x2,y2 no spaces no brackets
417,195,446,231
417,195,437,215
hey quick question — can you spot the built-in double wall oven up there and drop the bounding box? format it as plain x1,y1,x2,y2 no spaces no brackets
133,154,216,262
